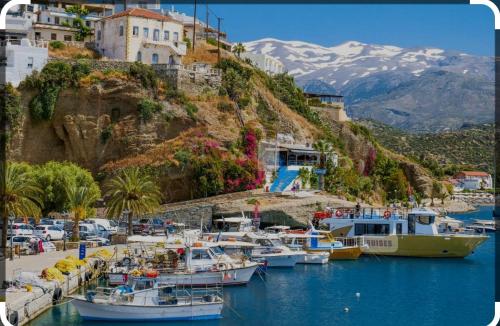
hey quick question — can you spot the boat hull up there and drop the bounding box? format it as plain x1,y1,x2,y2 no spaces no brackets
252,254,297,267
71,298,223,321
361,235,488,258
306,247,362,260
157,264,258,286
296,253,329,264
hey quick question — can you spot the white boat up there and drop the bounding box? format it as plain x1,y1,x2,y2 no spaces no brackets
243,232,306,267
108,241,258,286
279,233,329,264
71,278,223,321
466,219,496,233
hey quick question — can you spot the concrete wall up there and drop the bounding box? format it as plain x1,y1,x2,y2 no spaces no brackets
6,39,48,86
241,52,284,75
311,105,350,123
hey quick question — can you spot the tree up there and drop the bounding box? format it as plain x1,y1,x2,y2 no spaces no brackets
105,168,161,235
32,161,100,216
431,181,443,206
232,42,246,58
64,5,91,41
298,167,310,189
313,140,333,190
66,185,99,241
1,163,43,255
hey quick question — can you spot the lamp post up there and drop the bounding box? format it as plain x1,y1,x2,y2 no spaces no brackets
9,215,14,260
123,208,130,237
62,211,68,251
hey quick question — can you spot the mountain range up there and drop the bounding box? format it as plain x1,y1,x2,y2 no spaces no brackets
244,38,494,132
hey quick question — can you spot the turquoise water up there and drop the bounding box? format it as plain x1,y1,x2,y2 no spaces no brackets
29,206,495,326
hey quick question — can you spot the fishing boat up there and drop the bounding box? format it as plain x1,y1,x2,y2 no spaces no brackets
242,232,306,267
318,207,488,258
108,241,258,286
71,278,223,321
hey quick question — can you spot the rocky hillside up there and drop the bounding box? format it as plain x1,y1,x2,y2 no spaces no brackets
7,49,437,204
360,120,494,174
244,38,494,132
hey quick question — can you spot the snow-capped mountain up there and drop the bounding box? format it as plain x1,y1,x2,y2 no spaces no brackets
244,38,493,88
243,38,494,132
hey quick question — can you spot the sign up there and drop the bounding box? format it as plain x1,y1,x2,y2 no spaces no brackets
79,243,86,260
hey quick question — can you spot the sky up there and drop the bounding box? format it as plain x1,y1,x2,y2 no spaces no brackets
166,4,494,56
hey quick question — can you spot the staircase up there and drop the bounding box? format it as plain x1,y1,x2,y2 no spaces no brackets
270,167,299,192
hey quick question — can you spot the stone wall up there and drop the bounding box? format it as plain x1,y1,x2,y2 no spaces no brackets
162,204,214,229
47,58,221,94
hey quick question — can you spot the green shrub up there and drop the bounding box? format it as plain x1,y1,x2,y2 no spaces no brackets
185,103,198,120
174,149,191,168
237,96,250,109
217,101,233,112
129,62,158,89
165,89,187,105
183,37,192,50
100,125,113,144
137,98,163,121
206,38,217,46
1,83,23,127
49,40,65,49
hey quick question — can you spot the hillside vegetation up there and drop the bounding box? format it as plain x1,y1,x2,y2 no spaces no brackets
360,120,494,175
7,45,438,206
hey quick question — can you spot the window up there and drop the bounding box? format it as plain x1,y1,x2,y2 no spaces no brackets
152,53,159,64
143,27,149,38
396,223,403,235
51,33,57,40
191,249,211,260
47,17,51,23
168,55,175,65
97,30,101,41
132,26,139,36
85,21,91,27
64,35,72,41
173,31,179,41
136,51,142,62
153,29,159,41
54,17,59,25
354,223,390,236
417,215,434,225
35,32,41,40
27,57,33,69
164,30,169,40
119,24,124,36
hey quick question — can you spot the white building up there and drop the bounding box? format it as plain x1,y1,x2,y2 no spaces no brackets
240,52,285,75
12,2,114,42
453,171,493,190
95,8,187,64
5,38,48,87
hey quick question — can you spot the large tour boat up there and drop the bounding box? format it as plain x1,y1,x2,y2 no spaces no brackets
317,207,488,258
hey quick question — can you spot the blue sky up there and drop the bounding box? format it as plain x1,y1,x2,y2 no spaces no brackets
166,4,494,56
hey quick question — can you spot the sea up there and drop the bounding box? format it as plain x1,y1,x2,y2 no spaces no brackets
28,206,495,326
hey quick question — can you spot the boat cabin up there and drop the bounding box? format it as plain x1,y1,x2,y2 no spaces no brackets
321,208,439,237
212,217,254,232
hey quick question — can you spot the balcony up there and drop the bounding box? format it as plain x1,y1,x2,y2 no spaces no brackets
142,39,187,56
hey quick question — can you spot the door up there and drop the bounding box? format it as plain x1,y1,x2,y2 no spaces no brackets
407,214,416,234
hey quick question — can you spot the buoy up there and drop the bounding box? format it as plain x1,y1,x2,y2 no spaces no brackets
344,307,349,312
52,287,63,305
355,292,361,298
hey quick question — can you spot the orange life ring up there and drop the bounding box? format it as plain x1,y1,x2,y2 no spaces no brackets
335,210,343,218
383,210,391,219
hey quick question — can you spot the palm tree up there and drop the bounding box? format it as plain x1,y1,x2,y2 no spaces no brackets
66,185,99,241
232,43,246,58
313,140,333,190
1,163,43,255
298,167,310,190
104,168,161,235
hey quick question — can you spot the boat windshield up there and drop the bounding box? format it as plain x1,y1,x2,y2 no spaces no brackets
210,246,224,256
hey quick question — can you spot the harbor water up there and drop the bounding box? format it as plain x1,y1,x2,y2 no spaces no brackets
28,206,495,326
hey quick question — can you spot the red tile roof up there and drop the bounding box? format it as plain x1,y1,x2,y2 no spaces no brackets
104,8,180,23
456,171,490,177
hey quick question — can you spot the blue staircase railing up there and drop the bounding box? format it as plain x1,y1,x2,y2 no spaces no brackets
270,167,299,192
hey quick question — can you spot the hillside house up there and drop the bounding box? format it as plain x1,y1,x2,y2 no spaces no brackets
11,2,114,43
305,91,349,122
94,8,187,64
240,52,285,75
453,171,493,190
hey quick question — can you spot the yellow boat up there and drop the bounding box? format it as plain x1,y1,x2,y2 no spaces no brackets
319,207,488,258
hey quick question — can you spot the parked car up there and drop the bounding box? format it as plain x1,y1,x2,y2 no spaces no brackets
8,223,34,236
117,221,128,234
133,218,165,235
34,225,65,241
79,224,97,240
14,218,36,226
39,218,55,226
7,236,55,253
88,218,118,235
